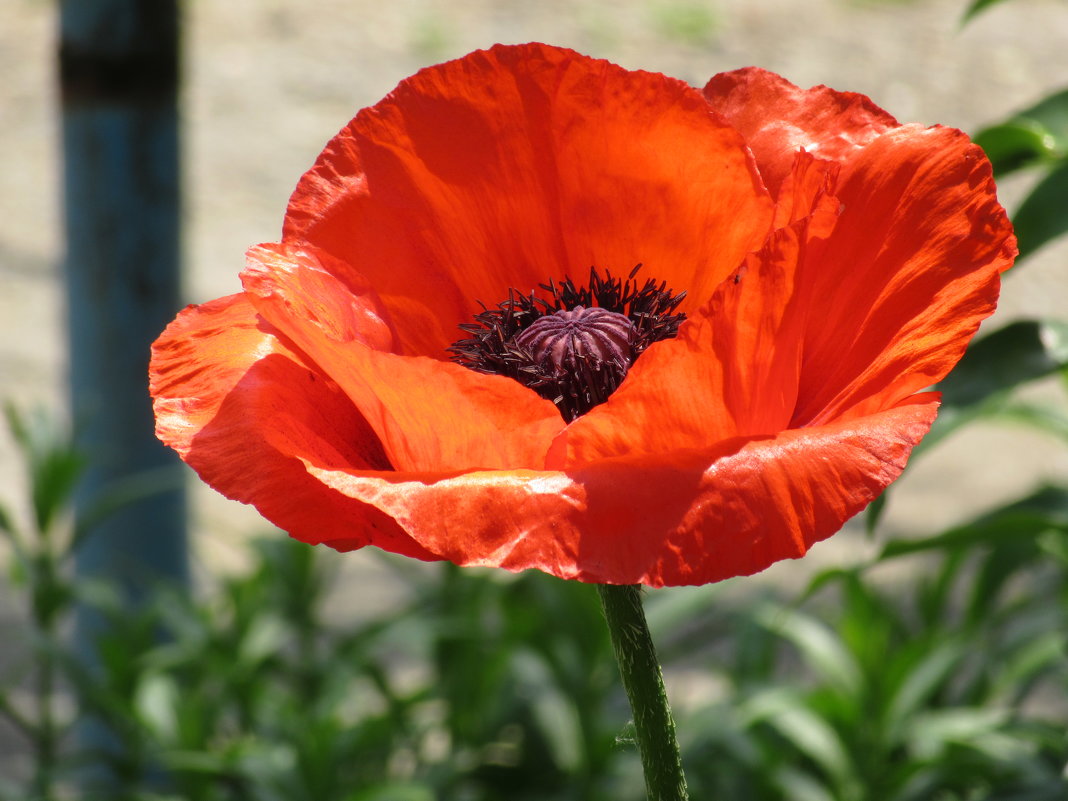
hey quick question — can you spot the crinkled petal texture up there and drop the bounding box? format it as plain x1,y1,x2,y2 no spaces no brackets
284,42,773,356
149,45,1015,587
150,294,437,560
703,67,899,197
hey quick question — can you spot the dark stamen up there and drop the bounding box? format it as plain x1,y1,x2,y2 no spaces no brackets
449,265,687,422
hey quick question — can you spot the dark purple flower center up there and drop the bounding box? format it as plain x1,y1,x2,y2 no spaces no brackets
514,306,634,375
450,266,686,422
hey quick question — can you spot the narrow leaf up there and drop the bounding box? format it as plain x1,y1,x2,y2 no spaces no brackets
880,485,1068,559
988,401,1068,443
1013,159,1068,260
921,319,1068,452
974,87,1068,174
884,639,968,741
939,320,1068,408
740,688,856,790
962,0,1012,24
754,604,861,696
975,121,1060,176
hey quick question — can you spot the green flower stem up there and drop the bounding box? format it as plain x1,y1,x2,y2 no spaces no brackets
597,584,689,801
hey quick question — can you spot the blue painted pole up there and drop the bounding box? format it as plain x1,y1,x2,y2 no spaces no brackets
59,0,188,671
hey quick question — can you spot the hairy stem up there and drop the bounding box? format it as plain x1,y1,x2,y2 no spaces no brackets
597,584,688,801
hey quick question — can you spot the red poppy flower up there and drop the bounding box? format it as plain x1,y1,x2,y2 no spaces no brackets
150,44,1014,587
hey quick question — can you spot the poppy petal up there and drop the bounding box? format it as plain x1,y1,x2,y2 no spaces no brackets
148,294,437,559
284,43,773,356
242,242,566,472
307,394,937,587
150,50,1012,589
703,67,898,197
791,125,1016,427
774,150,841,229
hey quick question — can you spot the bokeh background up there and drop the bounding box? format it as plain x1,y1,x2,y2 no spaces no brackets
3,0,1068,797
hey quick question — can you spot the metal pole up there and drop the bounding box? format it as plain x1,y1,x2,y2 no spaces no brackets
59,0,188,685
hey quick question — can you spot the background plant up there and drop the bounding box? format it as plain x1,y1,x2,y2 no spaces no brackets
2,385,1068,800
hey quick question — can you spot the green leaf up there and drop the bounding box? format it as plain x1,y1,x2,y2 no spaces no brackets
0,501,28,578
0,501,15,539
157,749,232,776
922,319,1068,451
940,320,1068,407
1037,527,1068,566
237,612,288,667
926,399,1068,464
973,87,1068,175
864,492,888,534
974,120,1062,175
884,639,968,741
2,403,84,536
769,766,837,801
906,707,1012,759
739,688,856,792
964,536,1043,625
754,604,861,696
990,630,1066,701
1013,159,1068,260
961,0,1012,24
986,400,1068,443
135,672,180,741
879,485,1068,559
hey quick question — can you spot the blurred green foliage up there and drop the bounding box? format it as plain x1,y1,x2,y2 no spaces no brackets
680,506,1068,801
2,389,1068,799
